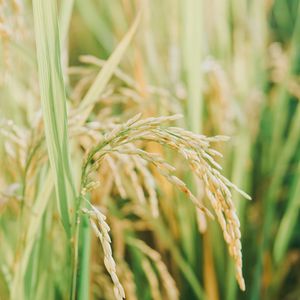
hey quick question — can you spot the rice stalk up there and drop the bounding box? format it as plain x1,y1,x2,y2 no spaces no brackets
81,113,250,291
32,0,76,237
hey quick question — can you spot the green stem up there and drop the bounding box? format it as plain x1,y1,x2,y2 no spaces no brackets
273,160,300,263
71,214,80,300
78,214,91,300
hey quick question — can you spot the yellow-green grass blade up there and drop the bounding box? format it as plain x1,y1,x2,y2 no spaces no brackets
180,0,204,267
181,0,203,133
59,0,75,50
32,0,76,238
273,160,300,264
11,169,53,300
75,0,115,54
76,10,141,124
270,1,300,163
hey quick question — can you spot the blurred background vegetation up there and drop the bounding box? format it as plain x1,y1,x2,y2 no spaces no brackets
1,0,300,299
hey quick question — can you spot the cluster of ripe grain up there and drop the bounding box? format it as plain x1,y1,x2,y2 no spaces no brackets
83,206,125,300
81,113,250,295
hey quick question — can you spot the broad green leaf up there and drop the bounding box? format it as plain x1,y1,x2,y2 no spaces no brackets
33,0,76,237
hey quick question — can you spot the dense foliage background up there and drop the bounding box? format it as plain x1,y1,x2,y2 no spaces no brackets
1,0,300,299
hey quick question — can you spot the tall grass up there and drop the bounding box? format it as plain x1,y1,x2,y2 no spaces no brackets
1,0,300,299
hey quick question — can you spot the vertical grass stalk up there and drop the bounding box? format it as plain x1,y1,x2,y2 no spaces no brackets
32,0,77,298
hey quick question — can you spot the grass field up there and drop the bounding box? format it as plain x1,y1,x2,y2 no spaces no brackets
1,0,300,299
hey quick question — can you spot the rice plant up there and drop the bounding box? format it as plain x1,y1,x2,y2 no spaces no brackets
1,0,300,299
